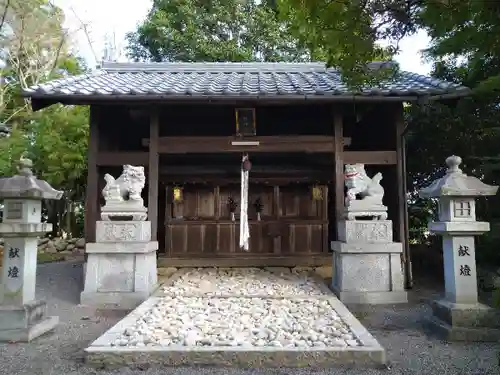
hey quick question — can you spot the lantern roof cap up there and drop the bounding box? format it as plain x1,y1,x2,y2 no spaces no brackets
419,155,498,198
0,154,63,200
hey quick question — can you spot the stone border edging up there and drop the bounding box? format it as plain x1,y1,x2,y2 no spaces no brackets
85,294,387,368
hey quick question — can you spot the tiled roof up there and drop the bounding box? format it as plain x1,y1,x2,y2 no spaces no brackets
23,62,470,102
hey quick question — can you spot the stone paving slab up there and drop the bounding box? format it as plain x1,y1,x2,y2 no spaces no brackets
85,294,387,368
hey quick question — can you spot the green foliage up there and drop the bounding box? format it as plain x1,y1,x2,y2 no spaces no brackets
276,0,417,86
30,105,89,193
420,1,500,95
494,287,500,308
126,0,315,62
0,127,30,176
0,0,89,237
276,0,500,90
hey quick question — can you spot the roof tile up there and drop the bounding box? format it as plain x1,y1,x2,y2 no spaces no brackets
23,62,470,100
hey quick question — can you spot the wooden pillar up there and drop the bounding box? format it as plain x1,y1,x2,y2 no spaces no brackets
84,106,99,244
273,185,281,254
333,110,344,240
395,104,412,288
148,109,160,241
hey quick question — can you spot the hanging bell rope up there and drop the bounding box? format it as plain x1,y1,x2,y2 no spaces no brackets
239,154,251,251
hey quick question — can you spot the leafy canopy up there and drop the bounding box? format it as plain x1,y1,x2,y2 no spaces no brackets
0,0,89,197
126,0,316,62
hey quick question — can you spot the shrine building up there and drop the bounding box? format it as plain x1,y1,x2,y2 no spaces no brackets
22,61,470,287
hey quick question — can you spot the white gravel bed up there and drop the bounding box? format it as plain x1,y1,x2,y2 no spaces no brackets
111,296,360,349
162,268,327,297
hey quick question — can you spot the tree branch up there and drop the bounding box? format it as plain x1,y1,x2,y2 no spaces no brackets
0,0,10,33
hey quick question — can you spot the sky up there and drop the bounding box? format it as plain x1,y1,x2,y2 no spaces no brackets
53,0,433,75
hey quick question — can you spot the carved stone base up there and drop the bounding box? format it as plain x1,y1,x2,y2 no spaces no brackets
101,202,148,221
331,241,407,304
337,220,393,243
343,204,388,220
0,300,58,342
96,221,151,243
81,241,158,309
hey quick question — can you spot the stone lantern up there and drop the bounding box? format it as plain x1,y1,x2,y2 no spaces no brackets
0,155,63,342
419,155,500,341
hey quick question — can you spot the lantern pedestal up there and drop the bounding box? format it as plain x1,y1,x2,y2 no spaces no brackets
0,226,60,342
424,229,500,341
428,299,500,342
0,228,59,342
0,301,59,343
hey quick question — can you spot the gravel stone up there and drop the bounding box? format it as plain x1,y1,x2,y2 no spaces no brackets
163,268,326,297
111,296,359,348
0,262,498,375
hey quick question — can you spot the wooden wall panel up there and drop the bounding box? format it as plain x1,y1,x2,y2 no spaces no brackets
164,183,328,256
282,224,324,254
279,186,323,219
166,222,327,255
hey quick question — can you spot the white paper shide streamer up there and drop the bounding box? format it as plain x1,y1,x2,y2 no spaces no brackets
239,155,250,251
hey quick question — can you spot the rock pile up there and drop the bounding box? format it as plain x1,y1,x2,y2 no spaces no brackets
0,237,85,254
111,296,360,349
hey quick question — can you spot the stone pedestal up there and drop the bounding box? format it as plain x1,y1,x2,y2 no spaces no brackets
422,228,500,341
428,299,500,341
331,220,407,304
419,155,500,341
80,220,158,310
0,156,63,342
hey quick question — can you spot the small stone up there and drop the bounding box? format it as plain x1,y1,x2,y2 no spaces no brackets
346,339,359,347
295,340,308,347
159,339,171,346
330,339,348,347
124,328,134,336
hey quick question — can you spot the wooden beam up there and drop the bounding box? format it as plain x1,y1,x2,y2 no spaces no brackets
157,165,332,184
157,254,332,268
343,151,397,165
160,176,331,185
96,152,149,166
85,107,99,244
395,104,412,289
333,111,344,223
142,136,352,154
148,109,160,241
158,165,331,175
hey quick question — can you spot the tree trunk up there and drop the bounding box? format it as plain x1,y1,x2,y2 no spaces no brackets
66,199,73,239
